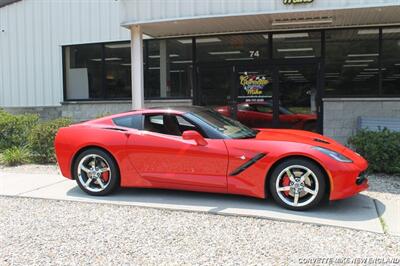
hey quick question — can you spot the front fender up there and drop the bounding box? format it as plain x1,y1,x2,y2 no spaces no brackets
224,139,335,199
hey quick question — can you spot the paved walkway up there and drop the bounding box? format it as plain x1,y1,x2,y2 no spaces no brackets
1,171,398,236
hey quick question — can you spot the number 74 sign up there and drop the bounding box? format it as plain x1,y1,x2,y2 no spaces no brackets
249,50,260,58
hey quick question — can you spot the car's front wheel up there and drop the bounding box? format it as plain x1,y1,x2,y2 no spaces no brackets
269,159,326,211
73,148,119,196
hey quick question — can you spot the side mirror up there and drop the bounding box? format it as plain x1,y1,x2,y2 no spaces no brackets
182,130,208,146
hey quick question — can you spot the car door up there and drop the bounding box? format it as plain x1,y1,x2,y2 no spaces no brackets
125,113,228,192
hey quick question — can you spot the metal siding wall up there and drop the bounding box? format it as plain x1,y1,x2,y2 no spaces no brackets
0,0,130,107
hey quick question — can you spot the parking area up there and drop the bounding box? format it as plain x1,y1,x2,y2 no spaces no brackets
1,167,399,236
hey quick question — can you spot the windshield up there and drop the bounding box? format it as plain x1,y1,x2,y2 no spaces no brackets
189,109,259,139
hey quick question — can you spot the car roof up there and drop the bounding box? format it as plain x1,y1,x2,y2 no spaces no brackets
147,105,209,113
94,106,210,121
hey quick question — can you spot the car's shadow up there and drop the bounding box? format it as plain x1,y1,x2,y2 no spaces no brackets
66,185,385,223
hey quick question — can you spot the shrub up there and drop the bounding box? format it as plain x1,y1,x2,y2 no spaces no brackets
0,146,31,166
348,129,400,174
0,110,39,151
28,117,72,163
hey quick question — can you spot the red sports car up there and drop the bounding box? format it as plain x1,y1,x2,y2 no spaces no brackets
55,107,368,211
216,102,317,131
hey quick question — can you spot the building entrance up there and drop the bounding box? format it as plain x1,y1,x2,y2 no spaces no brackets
197,61,322,132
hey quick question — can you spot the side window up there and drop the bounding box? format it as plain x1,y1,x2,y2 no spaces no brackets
144,114,181,136
113,115,143,129
176,116,196,129
253,104,273,113
238,104,251,111
149,115,164,125
144,114,202,137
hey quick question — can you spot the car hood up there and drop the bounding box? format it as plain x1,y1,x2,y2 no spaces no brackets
254,128,346,152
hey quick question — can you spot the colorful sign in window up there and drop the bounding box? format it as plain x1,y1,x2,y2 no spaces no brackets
238,74,272,102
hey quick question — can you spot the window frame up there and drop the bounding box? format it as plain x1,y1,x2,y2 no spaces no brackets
112,114,144,130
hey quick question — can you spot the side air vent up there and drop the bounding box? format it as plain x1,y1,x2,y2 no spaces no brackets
229,153,267,176
314,138,330,144
102,127,128,132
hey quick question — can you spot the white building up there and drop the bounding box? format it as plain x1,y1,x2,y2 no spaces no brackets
1,0,400,143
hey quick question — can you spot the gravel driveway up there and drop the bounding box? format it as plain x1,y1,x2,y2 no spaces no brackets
1,165,400,265
1,196,399,265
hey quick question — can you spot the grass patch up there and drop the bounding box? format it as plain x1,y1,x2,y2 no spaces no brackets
0,146,31,166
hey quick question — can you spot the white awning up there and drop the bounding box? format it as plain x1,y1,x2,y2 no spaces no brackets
121,4,400,38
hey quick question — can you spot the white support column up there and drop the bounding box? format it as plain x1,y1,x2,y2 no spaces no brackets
131,25,144,109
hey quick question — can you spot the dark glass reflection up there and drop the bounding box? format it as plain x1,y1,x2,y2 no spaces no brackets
382,28,400,95
278,65,318,132
104,42,131,99
196,34,269,63
144,39,193,99
325,29,379,96
273,31,321,59
65,44,103,99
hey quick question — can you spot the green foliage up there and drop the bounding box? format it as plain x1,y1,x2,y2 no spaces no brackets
28,118,72,163
0,110,39,151
0,146,31,166
348,129,400,174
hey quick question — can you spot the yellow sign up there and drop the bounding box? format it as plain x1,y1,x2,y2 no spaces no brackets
240,75,270,96
240,75,269,87
283,0,314,4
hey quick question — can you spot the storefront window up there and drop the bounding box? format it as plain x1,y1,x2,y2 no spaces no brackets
325,29,379,96
144,39,193,99
104,42,131,98
64,44,103,100
382,28,400,95
273,31,321,59
196,34,269,63
64,42,131,100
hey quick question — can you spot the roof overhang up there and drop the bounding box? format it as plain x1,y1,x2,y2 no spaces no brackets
122,5,400,38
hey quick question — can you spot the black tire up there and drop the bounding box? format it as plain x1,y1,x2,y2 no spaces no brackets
73,148,119,196
269,158,326,211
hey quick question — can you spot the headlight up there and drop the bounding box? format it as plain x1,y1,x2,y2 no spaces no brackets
312,146,353,163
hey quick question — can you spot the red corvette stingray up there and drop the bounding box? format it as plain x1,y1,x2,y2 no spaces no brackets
55,106,368,210
216,102,317,131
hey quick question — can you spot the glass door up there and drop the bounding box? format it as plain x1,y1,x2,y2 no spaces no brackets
234,65,275,128
277,64,320,132
197,65,235,108
197,62,322,133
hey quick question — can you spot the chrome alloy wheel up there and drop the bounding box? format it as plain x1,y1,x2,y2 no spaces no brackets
77,154,112,193
275,165,319,207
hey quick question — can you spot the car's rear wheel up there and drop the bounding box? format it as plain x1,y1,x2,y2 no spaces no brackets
269,159,326,211
73,148,119,196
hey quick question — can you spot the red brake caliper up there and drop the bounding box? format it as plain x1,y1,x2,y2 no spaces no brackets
100,162,110,182
282,175,291,196
101,172,110,182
